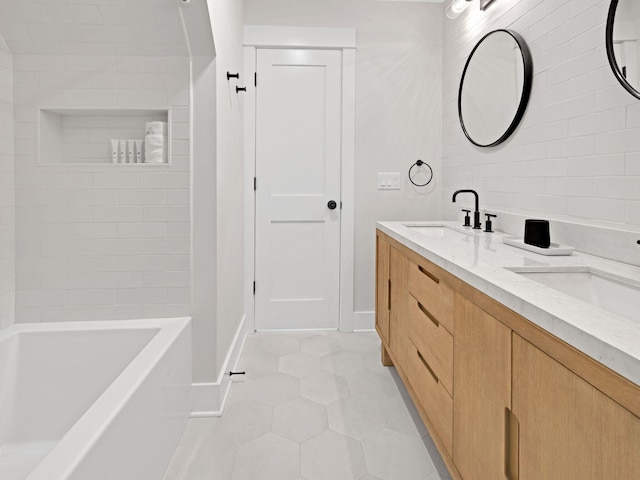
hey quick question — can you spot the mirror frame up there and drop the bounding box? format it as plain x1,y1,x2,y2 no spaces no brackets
458,29,534,148
605,0,640,100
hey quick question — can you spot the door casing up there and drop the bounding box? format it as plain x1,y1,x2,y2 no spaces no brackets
243,25,356,332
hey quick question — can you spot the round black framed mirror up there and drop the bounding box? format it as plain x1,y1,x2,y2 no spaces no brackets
458,29,533,147
606,0,640,99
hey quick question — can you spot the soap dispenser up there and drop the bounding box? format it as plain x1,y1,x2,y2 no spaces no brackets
119,140,126,163
135,140,143,163
127,139,136,164
110,139,119,164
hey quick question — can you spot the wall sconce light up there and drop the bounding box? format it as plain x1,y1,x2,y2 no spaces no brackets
445,0,473,19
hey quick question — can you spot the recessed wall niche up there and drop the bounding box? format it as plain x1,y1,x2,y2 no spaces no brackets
37,108,171,166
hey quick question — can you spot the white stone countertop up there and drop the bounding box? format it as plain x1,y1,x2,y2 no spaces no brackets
377,220,640,387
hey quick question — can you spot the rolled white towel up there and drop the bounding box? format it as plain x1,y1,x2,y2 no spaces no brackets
145,121,167,135
144,133,167,163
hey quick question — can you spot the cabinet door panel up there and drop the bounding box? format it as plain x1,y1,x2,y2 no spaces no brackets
375,233,390,345
389,245,409,370
453,294,511,480
602,399,640,477
513,334,640,480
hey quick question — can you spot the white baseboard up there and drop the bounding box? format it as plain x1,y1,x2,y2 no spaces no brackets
353,311,375,331
190,314,251,417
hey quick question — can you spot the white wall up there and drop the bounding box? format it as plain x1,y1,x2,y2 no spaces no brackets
0,32,14,330
442,0,640,233
13,53,191,322
244,0,443,315
209,0,245,370
191,55,218,383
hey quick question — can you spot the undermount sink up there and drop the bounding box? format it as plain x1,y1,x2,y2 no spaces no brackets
507,267,640,323
404,224,477,237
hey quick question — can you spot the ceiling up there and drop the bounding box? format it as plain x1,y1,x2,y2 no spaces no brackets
377,0,444,2
0,0,191,56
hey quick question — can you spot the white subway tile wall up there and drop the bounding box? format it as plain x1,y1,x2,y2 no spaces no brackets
13,53,191,322
442,0,640,231
0,32,14,330
0,3,186,58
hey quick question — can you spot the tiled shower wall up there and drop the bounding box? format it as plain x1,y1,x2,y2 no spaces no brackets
14,54,191,322
0,34,14,330
442,0,640,232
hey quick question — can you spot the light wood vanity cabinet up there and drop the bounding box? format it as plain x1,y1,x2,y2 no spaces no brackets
375,233,390,347
376,230,456,457
375,229,640,480
389,246,410,367
453,295,511,480
512,334,640,479
375,233,409,366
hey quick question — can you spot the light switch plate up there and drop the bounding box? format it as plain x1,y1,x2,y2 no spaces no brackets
378,173,400,190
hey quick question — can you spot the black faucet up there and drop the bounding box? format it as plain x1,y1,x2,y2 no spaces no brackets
452,189,482,229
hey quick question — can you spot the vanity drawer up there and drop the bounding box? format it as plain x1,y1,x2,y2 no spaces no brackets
406,338,453,454
408,293,454,396
408,258,454,333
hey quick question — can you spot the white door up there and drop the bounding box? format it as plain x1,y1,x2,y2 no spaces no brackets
254,48,342,330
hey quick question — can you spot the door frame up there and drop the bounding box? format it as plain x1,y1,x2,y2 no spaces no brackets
243,25,356,332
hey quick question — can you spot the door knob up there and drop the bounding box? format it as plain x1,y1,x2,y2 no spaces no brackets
327,200,337,210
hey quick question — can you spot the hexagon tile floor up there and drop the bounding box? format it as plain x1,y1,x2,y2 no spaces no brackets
162,331,452,480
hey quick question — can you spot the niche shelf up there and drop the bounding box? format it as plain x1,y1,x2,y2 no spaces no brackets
37,107,172,166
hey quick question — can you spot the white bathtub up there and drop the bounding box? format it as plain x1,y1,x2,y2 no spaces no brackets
0,317,192,480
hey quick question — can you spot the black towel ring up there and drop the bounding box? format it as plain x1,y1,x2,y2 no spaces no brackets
408,160,433,187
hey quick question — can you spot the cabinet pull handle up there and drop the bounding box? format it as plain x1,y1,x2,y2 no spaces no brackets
388,279,391,311
418,265,439,284
416,300,439,327
505,407,520,480
416,349,439,384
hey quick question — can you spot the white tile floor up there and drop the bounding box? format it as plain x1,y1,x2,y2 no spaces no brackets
163,331,452,480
